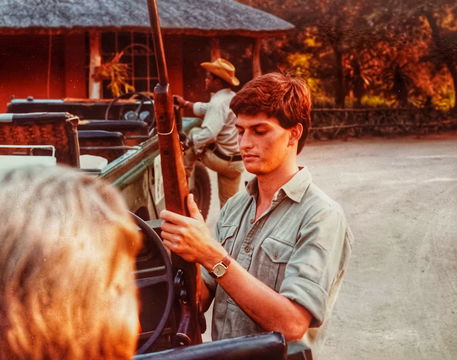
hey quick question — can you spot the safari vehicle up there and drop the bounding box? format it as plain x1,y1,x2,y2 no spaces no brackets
6,94,212,221
0,0,289,359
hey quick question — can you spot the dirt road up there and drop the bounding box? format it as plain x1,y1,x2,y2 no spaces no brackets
302,133,457,359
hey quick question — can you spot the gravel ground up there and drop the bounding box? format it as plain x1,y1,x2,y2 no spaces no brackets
205,132,457,359
303,133,457,359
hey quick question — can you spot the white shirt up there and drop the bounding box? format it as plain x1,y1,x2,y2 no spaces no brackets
191,88,239,156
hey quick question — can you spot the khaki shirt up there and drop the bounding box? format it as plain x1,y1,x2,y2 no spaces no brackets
202,167,353,358
191,88,239,156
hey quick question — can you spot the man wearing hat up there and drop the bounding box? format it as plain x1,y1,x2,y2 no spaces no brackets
175,58,244,208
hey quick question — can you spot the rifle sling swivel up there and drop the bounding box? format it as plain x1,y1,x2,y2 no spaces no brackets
157,121,175,136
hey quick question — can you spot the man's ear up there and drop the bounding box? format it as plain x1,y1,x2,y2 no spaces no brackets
289,123,303,146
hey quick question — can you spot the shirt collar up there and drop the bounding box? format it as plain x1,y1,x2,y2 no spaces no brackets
246,167,312,203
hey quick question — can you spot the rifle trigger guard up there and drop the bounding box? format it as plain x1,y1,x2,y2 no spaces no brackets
174,269,188,301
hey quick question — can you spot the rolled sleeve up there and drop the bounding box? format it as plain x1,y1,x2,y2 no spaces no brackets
281,276,327,327
190,101,226,151
193,102,208,117
280,204,349,328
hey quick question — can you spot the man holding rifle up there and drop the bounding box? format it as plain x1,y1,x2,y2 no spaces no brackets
161,72,353,360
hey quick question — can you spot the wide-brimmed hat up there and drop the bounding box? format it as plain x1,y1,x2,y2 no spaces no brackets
200,58,240,87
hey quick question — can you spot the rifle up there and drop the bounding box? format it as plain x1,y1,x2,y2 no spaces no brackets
146,0,203,348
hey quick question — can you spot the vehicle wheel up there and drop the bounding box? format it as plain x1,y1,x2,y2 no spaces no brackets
191,162,211,220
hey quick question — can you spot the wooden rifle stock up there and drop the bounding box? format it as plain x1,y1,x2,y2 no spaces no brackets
147,0,202,345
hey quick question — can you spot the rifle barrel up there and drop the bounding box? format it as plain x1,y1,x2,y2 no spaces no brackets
147,0,168,86
145,0,203,346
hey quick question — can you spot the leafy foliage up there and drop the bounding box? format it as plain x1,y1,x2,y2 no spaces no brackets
92,52,135,97
238,0,456,110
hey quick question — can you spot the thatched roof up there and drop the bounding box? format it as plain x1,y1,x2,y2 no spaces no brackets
0,0,293,37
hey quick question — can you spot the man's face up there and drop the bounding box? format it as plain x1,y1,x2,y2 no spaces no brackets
204,72,218,92
235,113,297,176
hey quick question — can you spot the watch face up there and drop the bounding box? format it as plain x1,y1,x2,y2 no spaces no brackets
213,263,227,278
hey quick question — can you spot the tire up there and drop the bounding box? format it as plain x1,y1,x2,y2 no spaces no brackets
191,162,211,220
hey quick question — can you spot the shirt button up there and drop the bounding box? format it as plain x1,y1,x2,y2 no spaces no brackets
244,246,251,253
249,218,255,224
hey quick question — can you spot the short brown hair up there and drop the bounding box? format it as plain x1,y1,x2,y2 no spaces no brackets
0,165,141,360
230,72,311,153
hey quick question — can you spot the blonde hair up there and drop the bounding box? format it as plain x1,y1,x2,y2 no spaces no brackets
0,165,141,360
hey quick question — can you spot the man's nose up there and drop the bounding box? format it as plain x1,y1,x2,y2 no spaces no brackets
238,133,252,150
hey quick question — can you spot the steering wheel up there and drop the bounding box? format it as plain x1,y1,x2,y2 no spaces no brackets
105,91,154,125
132,213,174,354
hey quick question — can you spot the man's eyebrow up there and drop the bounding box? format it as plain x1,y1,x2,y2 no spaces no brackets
235,123,269,129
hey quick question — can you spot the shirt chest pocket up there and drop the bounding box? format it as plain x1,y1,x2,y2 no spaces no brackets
258,237,294,291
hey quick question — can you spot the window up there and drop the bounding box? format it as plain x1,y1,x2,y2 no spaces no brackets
100,31,157,98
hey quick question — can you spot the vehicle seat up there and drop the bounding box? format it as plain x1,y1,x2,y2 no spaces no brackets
78,120,149,146
78,130,126,162
0,112,80,167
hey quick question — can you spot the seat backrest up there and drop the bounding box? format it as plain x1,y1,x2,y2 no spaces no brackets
78,130,126,162
0,112,80,167
78,120,149,146
7,98,154,121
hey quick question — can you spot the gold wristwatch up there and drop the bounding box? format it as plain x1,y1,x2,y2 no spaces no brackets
209,254,231,279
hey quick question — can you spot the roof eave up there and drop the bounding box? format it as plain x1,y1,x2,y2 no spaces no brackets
161,27,293,38
0,26,293,38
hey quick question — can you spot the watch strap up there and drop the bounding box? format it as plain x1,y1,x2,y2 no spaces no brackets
220,254,231,267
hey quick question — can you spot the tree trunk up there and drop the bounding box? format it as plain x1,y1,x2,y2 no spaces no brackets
252,38,262,78
353,60,364,107
424,11,457,111
449,67,457,112
393,65,409,107
210,38,221,61
334,47,345,108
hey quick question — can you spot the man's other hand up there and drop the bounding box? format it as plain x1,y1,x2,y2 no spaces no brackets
173,95,186,108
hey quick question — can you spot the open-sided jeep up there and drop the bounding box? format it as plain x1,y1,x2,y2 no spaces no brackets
6,95,211,221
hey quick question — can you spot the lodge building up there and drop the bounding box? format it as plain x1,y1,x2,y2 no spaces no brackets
0,0,293,110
